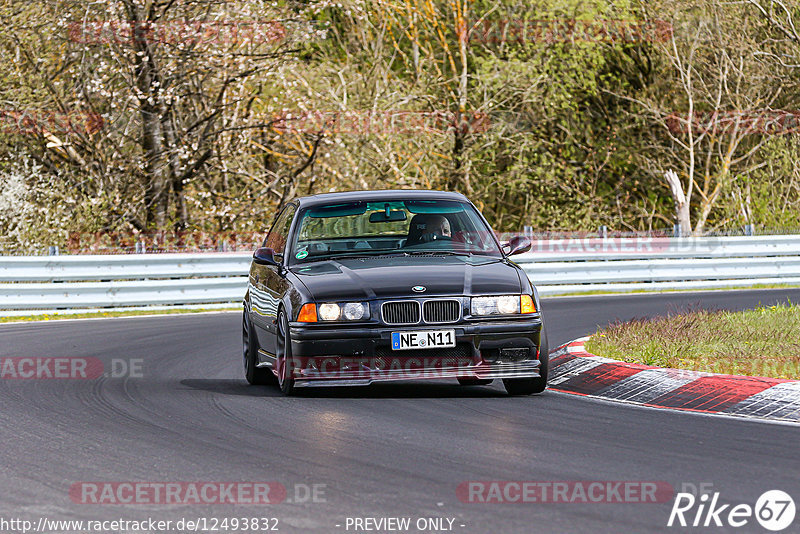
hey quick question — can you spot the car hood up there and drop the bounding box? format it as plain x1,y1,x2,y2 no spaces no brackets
290,255,523,301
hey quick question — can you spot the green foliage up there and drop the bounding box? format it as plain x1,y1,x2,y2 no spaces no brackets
1,0,799,252
721,137,800,229
585,302,800,379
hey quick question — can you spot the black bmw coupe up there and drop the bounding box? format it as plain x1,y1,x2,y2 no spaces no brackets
242,190,547,395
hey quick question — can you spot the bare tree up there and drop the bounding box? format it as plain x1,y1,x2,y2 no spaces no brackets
0,0,322,236
615,0,786,235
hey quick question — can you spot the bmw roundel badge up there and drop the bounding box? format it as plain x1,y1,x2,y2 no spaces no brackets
412,286,426,293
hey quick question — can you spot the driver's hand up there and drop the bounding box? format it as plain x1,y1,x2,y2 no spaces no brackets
419,232,442,243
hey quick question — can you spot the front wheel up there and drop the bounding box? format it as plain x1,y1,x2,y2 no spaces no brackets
243,310,275,385
503,328,549,396
275,310,296,396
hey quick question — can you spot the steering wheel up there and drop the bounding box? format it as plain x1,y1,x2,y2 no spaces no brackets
418,232,452,243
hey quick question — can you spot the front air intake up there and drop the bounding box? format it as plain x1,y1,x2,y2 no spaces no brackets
422,299,461,324
381,301,421,325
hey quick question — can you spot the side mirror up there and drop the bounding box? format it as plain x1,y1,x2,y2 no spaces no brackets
253,247,280,266
503,235,531,256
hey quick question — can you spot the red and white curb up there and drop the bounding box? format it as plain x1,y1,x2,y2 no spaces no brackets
548,337,800,422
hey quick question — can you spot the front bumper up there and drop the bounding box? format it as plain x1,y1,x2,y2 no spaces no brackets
286,317,543,387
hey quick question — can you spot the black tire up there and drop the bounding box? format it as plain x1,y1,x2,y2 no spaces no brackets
276,310,296,396
457,378,493,386
503,328,549,395
243,309,274,385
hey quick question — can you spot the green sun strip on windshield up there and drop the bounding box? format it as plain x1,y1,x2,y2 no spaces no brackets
369,201,406,211
306,202,368,218
306,200,465,218
404,200,465,214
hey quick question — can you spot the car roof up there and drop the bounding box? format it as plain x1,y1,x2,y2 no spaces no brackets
294,190,469,208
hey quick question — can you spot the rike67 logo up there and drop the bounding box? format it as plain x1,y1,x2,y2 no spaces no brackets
668,489,796,531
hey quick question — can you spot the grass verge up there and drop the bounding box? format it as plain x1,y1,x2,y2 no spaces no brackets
0,307,239,323
584,302,800,379
547,282,800,297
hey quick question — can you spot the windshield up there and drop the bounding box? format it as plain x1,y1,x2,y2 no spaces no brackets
289,199,502,263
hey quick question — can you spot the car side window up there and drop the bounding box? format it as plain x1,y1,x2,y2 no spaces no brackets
264,204,297,257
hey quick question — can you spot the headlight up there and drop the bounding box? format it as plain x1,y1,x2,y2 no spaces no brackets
343,302,368,320
317,302,370,321
471,295,536,316
318,303,341,321
496,295,519,314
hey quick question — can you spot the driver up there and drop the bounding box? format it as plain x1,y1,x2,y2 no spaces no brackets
407,214,451,245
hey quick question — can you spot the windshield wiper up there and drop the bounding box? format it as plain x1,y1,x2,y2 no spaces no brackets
298,249,492,263
300,250,405,262
402,250,474,257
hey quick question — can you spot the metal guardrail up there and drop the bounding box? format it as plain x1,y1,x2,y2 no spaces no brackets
1,235,799,314
0,253,251,282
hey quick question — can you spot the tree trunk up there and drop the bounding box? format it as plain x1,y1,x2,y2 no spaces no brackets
141,106,169,229
664,169,691,236
160,105,187,231
129,4,170,230
450,2,471,195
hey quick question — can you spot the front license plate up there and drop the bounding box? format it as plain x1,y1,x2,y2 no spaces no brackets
391,330,456,350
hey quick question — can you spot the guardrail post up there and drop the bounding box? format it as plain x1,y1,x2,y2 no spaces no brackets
673,224,682,237
135,241,145,254
48,246,59,256
744,224,755,236
598,226,608,239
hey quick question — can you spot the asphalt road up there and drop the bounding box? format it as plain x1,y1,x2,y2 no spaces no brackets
1,289,800,534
